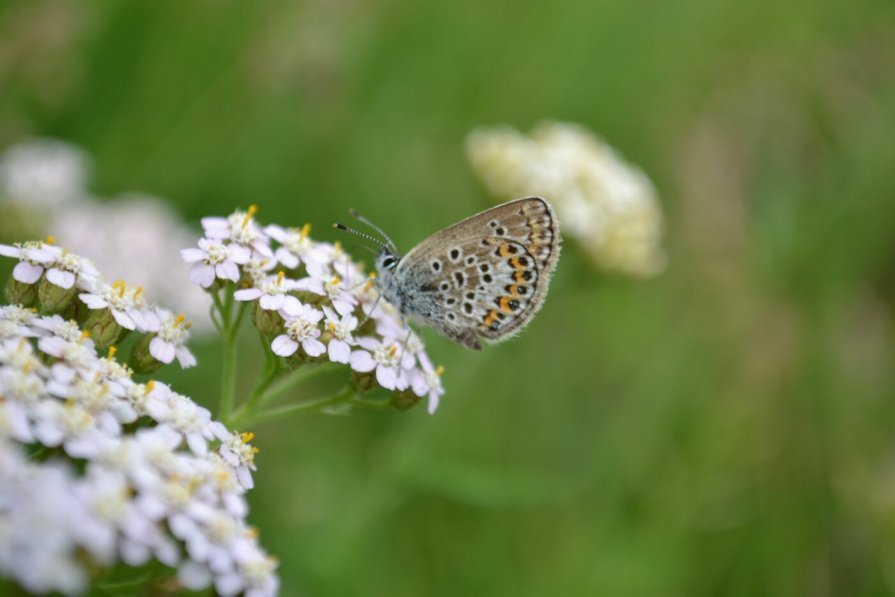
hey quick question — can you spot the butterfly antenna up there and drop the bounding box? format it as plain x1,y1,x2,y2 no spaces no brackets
332,223,388,252
349,208,398,253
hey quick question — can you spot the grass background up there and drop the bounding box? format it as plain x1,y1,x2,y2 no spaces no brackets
2,0,895,595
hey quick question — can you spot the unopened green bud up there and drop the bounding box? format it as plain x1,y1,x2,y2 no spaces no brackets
129,333,163,374
391,389,421,411
5,277,37,307
37,277,77,314
351,371,376,394
82,308,124,349
252,302,282,336
285,350,309,369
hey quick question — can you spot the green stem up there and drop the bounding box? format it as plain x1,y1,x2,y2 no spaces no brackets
229,362,339,427
219,326,237,423
247,386,355,425
350,396,392,410
216,284,243,423
257,362,338,408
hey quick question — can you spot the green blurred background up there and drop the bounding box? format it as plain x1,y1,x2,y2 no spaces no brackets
2,0,895,595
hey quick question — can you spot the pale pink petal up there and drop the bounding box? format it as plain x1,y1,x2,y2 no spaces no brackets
175,347,197,368
252,241,274,260
357,337,380,351
281,295,301,311
279,300,303,317
179,562,212,591
37,335,66,357
411,374,428,397
427,394,440,415
111,309,137,330
216,261,240,282
79,293,108,309
333,299,354,316
259,293,284,310
271,335,298,357
302,338,325,357
180,248,206,263
186,432,208,456
228,244,251,264
234,288,263,301
265,225,286,242
0,244,20,257
46,267,75,289
28,246,58,263
12,261,43,284
328,340,350,363
215,574,244,597
201,217,229,238
190,263,216,288
349,350,376,372
376,365,397,390
274,248,299,269
149,337,176,364
294,278,323,295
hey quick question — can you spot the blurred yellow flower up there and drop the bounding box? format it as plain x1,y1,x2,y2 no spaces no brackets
466,121,665,276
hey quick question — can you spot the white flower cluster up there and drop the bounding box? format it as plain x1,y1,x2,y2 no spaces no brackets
0,305,277,595
183,207,445,413
0,139,212,332
467,121,666,276
0,240,195,370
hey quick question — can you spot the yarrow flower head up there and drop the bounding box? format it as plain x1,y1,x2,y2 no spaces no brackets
0,308,277,595
181,237,251,288
149,309,197,368
467,120,666,276
183,206,446,414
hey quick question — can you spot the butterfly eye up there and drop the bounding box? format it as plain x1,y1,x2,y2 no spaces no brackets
381,255,397,269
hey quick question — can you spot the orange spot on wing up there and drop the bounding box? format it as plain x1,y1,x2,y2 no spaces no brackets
498,244,513,257
483,310,499,328
499,296,513,313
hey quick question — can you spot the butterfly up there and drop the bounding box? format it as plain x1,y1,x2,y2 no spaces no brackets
335,197,560,350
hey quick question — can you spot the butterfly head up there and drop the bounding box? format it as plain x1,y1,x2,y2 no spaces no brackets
375,248,399,273
333,209,401,285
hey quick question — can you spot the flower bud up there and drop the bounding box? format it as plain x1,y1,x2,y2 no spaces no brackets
391,389,421,411
129,333,163,374
252,302,282,336
351,371,376,394
37,276,76,314
82,307,124,349
285,351,308,369
5,276,37,307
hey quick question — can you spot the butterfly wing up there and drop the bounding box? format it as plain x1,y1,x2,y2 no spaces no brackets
396,197,560,347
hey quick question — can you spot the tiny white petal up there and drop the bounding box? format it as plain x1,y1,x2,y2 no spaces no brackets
149,337,176,364
302,338,325,357
271,335,298,357
190,263,216,288
229,244,252,264
12,261,43,284
234,288,263,301
181,247,206,263
349,350,376,372
376,365,397,390
259,293,284,310
79,293,108,309
46,267,76,289
179,562,213,591
111,309,137,330
216,261,240,282
328,340,350,363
